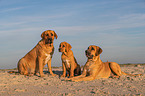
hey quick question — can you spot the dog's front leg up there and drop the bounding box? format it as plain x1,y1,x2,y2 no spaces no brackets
47,59,56,76
73,66,103,81
65,74,86,81
72,75,95,82
38,57,45,77
69,64,74,78
61,62,66,77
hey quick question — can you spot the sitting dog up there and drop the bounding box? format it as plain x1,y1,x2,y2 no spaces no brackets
58,42,81,77
66,45,142,81
17,30,57,77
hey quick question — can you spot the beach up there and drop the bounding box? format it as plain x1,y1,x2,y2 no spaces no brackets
0,64,145,96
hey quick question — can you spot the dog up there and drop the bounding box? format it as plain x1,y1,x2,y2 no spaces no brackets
58,42,81,77
17,30,57,77
66,45,142,81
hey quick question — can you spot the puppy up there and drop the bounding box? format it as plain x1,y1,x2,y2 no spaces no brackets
66,45,142,81
17,30,57,77
58,42,81,77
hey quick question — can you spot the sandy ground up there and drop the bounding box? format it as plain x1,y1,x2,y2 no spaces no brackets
0,64,145,96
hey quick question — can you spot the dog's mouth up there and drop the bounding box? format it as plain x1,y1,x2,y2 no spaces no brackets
85,50,94,59
88,55,94,59
46,38,53,44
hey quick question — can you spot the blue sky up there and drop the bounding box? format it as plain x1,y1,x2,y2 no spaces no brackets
0,0,145,69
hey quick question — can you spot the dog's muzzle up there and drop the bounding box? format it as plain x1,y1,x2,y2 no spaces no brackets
85,50,94,59
47,38,53,44
58,48,61,52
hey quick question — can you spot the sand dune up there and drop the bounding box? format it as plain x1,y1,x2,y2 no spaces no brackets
0,64,145,96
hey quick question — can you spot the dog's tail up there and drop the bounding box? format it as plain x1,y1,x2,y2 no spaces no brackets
8,71,19,74
121,71,142,76
8,71,15,73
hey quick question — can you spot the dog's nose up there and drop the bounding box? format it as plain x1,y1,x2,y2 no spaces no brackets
85,50,87,54
58,48,61,52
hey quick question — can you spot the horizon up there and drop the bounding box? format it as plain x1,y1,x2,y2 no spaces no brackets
0,0,145,69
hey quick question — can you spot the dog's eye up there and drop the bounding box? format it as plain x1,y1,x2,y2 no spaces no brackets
91,47,95,50
63,45,65,47
51,33,53,36
46,34,49,36
59,45,61,47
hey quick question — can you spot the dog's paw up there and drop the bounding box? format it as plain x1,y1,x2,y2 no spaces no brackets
28,74,34,77
69,76,74,78
34,73,39,76
65,78,70,80
61,75,65,77
40,74,45,77
65,78,73,81
51,73,57,76
71,79,80,82
71,80,78,82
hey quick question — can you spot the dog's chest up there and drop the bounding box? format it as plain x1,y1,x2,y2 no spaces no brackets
44,53,51,64
85,61,94,72
62,59,70,68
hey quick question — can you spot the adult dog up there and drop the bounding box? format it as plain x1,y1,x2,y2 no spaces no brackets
17,30,57,77
58,42,81,77
66,45,142,81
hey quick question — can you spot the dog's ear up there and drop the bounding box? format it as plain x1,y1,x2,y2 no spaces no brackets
66,42,72,52
53,31,58,39
41,31,45,39
95,46,103,56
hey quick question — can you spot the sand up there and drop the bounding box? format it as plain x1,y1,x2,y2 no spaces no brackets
0,64,145,96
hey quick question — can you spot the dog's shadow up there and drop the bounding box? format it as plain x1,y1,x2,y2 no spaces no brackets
43,71,63,76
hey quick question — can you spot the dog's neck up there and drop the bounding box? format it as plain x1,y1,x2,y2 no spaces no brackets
88,55,103,64
62,50,72,57
62,51,69,57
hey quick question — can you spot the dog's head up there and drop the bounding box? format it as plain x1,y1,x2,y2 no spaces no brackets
85,45,103,59
41,30,57,44
58,42,72,53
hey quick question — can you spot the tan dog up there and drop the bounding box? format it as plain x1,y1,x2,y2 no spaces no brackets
17,30,57,77
66,45,142,81
58,42,81,77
